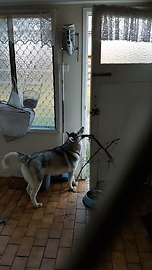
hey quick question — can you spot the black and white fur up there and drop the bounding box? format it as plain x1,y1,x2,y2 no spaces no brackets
2,127,84,208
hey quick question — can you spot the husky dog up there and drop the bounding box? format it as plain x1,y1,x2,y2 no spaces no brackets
2,127,84,208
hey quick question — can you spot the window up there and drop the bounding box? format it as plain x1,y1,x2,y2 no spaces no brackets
0,11,57,130
100,5,152,64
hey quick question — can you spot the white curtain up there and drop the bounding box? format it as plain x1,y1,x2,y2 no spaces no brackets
0,10,56,47
98,5,152,43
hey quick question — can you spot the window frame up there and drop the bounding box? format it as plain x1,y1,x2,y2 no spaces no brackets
0,9,61,134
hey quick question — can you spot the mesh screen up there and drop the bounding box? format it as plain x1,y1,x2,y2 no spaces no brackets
0,15,55,129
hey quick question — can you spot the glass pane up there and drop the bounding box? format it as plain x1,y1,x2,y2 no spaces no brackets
101,40,152,64
14,40,55,129
0,17,55,130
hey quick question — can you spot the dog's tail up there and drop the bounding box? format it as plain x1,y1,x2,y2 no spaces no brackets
2,152,30,169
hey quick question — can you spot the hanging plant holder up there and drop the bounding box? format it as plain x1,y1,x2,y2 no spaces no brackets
0,18,35,142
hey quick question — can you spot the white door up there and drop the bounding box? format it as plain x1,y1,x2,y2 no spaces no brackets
90,4,152,191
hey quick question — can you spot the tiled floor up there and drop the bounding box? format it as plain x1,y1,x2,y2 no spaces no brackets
0,177,152,270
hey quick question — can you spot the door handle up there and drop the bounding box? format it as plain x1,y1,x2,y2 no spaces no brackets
92,72,112,76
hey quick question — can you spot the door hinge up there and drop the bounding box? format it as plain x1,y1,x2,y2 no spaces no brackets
90,108,100,116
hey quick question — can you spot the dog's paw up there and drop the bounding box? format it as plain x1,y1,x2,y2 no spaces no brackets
34,203,42,208
73,181,78,186
68,186,76,192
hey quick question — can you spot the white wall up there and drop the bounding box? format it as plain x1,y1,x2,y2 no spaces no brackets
0,4,86,176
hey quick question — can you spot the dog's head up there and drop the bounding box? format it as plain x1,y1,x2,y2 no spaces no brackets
66,127,84,143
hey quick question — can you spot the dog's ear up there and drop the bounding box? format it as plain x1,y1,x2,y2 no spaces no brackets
66,132,70,137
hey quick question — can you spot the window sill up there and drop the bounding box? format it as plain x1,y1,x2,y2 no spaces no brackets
29,128,59,134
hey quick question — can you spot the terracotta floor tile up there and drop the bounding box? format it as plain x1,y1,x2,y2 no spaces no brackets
10,190,23,205
32,207,45,221
25,267,39,269
1,204,16,219
0,244,19,266
65,202,76,215
75,209,86,223
121,228,135,242
134,232,152,252
73,222,85,240
11,206,25,220
55,247,71,270
63,214,75,229
44,238,60,259
17,236,35,257
55,208,65,217
0,186,8,199
100,246,112,262
1,219,18,236
25,220,40,237
17,195,29,207
0,204,7,215
57,197,67,209
0,236,10,255
40,213,53,228
124,241,140,263
112,251,127,270
78,181,87,192
49,222,63,239
49,191,60,202
0,226,3,234
67,192,78,203
112,232,124,251
127,263,142,270
34,228,50,246
18,212,33,227
40,258,55,270
26,246,45,268
71,239,81,255
53,215,64,223
52,182,62,192
76,197,86,209
60,229,73,247
0,190,15,205
99,261,113,270
45,202,57,214
24,202,35,213
54,208,65,223
139,252,152,270
59,190,70,198
0,178,151,270
9,226,26,245
38,196,49,207
11,256,28,270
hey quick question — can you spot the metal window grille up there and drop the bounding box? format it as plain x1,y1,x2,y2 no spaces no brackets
0,12,56,130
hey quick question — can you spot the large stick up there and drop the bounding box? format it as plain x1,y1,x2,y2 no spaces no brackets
77,134,119,179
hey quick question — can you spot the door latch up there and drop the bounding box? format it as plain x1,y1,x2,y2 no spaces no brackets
90,108,99,116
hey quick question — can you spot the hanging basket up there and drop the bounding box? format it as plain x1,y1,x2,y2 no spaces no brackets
23,90,40,109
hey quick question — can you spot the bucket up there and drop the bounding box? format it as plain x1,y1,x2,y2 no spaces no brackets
39,175,50,191
23,90,40,109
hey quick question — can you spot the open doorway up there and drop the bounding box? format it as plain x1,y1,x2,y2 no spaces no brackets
81,8,92,179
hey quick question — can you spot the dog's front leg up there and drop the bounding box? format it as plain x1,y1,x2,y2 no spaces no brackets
68,172,78,191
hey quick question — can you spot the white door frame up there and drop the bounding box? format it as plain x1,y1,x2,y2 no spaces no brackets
82,7,92,129
81,7,92,179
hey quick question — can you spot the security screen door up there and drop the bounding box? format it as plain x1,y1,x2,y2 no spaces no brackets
90,4,152,191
